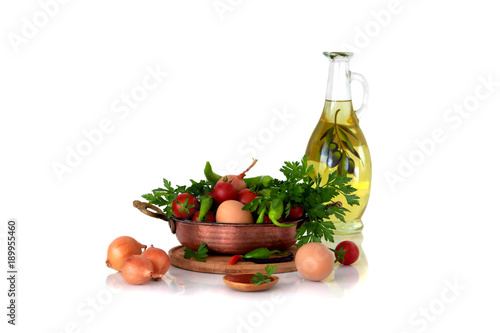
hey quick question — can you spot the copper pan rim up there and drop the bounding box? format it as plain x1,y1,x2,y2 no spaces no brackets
172,218,303,227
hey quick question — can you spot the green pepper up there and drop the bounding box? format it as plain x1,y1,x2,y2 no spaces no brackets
269,198,293,227
257,188,272,198
197,195,213,222
256,207,266,224
244,175,274,188
204,161,221,185
243,248,282,259
261,176,273,188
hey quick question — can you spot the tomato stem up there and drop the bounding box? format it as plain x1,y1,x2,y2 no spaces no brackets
330,246,347,264
176,195,196,214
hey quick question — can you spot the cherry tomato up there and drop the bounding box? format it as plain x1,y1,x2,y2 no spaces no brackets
172,193,199,219
192,210,215,222
237,189,259,205
212,181,238,204
334,241,359,265
287,204,304,220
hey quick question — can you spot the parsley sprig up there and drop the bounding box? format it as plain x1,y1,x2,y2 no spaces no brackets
183,243,209,262
282,156,359,247
142,179,212,219
251,264,277,286
243,156,359,247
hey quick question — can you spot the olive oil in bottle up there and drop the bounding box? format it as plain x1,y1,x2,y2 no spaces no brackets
305,52,371,234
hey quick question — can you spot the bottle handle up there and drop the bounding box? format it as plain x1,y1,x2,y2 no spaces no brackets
351,72,369,118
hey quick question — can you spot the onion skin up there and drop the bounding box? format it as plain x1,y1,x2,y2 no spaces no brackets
217,176,247,192
121,255,154,285
216,159,259,192
142,245,170,280
106,236,147,271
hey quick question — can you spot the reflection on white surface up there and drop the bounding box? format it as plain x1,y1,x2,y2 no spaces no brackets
106,232,368,297
106,272,185,294
322,233,368,297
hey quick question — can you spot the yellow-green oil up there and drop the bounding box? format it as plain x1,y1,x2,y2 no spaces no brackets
305,100,371,234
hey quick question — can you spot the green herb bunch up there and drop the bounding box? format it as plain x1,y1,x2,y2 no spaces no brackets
141,156,359,248
243,156,359,247
142,179,212,219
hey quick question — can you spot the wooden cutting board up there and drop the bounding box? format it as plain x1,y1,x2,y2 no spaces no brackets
169,245,298,274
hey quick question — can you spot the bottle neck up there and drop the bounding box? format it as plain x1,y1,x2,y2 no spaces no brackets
325,59,351,101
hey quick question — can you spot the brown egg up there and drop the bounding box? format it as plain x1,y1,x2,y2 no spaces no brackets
215,200,254,224
295,242,334,281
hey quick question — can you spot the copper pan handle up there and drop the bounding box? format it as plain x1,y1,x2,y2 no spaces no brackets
133,200,176,234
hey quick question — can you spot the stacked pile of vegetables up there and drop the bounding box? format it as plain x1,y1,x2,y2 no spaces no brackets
142,156,359,247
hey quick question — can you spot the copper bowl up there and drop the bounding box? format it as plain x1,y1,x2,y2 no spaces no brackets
133,201,302,254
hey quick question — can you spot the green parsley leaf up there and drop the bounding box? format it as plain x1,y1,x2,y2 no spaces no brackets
142,178,213,219
277,156,359,247
250,272,269,286
265,263,277,276
183,243,209,262
251,264,278,286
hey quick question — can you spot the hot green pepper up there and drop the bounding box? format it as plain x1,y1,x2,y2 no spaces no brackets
243,248,282,259
261,176,273,188
256,207,266,224
244,175,274,188
269,198,293,227
241,252,294,264
257,188,272,198
197,195,213,222
204,161,221,185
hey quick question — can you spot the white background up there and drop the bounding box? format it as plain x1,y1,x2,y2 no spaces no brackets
1,0,499,332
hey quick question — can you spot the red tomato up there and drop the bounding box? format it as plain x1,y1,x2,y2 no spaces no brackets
287,204,304,220
172,193,199,219
192,210,215,222
334,241,359,265
212,181,238,204
237,189,259,205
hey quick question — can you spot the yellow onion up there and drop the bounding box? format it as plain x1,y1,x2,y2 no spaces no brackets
142,245,170,280
121,254,182,286
105,236,146,271
121,255,155,285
